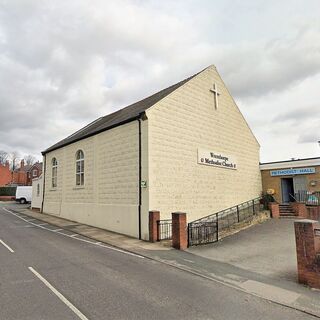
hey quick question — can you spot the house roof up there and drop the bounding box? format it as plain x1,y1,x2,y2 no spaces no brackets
42,67,206,154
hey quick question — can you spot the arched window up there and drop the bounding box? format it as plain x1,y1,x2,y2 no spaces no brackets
75,150,84,186
37,183,40,196
52,158,58,188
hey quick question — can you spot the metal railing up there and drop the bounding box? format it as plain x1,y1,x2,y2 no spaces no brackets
294,191,320,206
157,219,172,241
188,197,263,246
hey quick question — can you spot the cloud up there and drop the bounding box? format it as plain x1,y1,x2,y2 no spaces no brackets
0,0,319,162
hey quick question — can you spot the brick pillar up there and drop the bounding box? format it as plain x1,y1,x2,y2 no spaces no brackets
149,210,160,242
269,202,280,218
294,219,320,289
172,212,188,250
292,202,308,218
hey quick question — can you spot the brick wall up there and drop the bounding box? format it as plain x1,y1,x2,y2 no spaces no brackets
147,65,262,222
43,121,141,238
0,162,12,186
295,220,320,289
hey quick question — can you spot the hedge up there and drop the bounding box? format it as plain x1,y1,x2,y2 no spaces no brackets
0,186,17,196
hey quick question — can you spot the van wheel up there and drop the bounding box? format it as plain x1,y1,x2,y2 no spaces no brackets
20,198,26,204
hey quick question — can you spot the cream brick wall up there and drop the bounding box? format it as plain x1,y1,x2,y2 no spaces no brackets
147,65,262,221
43,121,141,238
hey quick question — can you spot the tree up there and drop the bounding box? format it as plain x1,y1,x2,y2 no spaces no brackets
10,151,20,171
0,150,8,165
24,155,36,166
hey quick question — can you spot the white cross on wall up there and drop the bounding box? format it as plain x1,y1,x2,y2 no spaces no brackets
210,83,220,109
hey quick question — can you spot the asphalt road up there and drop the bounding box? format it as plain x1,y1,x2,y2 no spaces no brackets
0,203,317,320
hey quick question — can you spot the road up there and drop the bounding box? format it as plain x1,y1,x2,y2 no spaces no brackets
0,203,317,320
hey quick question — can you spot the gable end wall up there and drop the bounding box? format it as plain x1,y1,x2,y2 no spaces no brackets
147,66,262,221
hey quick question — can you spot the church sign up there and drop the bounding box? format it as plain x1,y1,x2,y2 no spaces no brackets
270,167,316,177
198,149,237,170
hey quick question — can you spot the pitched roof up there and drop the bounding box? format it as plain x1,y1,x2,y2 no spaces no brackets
43,67,206,154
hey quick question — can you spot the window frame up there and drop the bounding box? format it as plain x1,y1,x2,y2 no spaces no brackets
52,158,58,188
75,150,84,186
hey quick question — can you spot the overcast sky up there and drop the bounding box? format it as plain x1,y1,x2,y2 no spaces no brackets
0,0,319,163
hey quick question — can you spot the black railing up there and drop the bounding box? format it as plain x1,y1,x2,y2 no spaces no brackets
188,219,218,246
294,191,320,206
188,197,263,246
157,219,172,241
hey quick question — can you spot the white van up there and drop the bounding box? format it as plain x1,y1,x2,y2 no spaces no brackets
15,186,32,204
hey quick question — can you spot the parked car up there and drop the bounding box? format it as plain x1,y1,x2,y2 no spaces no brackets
15,186,32,204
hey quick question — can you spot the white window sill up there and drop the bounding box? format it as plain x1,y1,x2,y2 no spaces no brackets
49,188,57,191
73,186,85,190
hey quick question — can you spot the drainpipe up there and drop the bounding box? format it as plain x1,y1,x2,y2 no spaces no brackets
138,117,142,240
41,154,46,213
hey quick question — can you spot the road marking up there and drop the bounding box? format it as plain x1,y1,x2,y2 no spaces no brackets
70,234,79,238
0,239,14,253
2,207,144,259
28,267,89,320
37,223,49,226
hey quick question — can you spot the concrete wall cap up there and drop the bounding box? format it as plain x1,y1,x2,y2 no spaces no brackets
295,219,318,223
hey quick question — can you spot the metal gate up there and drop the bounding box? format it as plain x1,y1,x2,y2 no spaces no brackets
188,219,218,246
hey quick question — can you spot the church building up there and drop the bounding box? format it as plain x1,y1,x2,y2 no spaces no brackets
41,65,262,240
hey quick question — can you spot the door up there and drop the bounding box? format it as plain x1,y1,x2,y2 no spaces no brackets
293,175,307,202
281,178,294,203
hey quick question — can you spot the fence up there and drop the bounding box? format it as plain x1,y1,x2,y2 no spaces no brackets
188,197,263,246
0,186,16,196
294,191,320,206
157,219,172,241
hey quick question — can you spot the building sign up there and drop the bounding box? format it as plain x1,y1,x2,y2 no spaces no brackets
198,149,237,170
270,167,316,177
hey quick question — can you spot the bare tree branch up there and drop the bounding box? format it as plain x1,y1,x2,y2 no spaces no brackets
24,155,37,166
0,150,8,165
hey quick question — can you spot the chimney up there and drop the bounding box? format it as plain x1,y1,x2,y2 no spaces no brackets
20,159,24,169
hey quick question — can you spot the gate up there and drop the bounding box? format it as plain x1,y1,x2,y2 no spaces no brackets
188,219,218,246
157,219,172,241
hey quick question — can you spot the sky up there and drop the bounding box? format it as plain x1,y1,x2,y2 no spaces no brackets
0,0,319,163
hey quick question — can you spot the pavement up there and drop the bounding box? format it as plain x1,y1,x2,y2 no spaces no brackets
2,202,320,319
188,218,297,282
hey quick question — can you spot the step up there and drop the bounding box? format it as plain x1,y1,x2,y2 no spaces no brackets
280,214,298,218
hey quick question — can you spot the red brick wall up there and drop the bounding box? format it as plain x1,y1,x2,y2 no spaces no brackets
12,171,27,185
295,220,320,289
0,162,12,186
308,207,320,220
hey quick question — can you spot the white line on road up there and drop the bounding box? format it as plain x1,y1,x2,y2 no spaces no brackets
37,223,49,226
70,234,79,238
0,239,14,253
28,267,89,320
2,207,144,259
